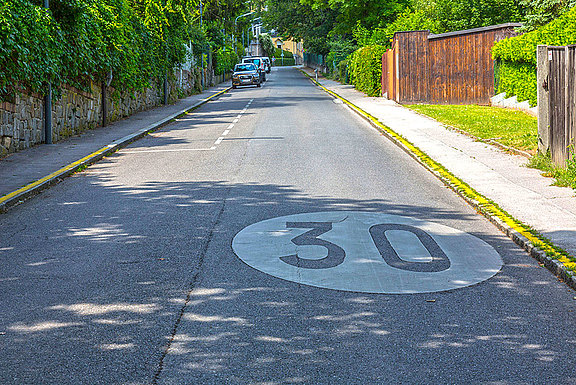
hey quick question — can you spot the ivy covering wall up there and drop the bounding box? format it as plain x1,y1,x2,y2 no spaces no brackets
492,7,576,106
0,0,202,100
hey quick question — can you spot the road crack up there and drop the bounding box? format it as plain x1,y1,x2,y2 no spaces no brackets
151,194,229,384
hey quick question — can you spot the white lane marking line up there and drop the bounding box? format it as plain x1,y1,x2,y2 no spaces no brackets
123,148,214,154
236,115,242,119
242,109,247,113
233,118,240,123
223,130,230,136
210,146,217,150
214,137,224,145
228,124,235,130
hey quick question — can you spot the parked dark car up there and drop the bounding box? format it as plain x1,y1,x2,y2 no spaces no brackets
232,63,261,89
242,57,266,82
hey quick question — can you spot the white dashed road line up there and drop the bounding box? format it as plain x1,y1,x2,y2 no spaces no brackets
211,98,254,149
123,148,215,154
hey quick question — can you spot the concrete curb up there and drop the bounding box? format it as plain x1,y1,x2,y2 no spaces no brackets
299,69,576,291
0,87,232,214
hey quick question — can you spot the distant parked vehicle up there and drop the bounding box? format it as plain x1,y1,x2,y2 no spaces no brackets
258,57,272,73
242,57,267,82
231,63,261,89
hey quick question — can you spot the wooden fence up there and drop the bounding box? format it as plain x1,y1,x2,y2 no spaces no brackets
382,24,520,105
538,45,576,165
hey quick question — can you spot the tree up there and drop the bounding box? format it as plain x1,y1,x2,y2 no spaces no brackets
300,0,410,34
264,0,338,55
259,33,275,58
520,0,576,30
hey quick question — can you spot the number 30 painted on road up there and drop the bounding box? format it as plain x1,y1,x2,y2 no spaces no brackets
232,212,502,294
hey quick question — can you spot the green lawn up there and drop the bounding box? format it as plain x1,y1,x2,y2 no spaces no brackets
406,104,538,153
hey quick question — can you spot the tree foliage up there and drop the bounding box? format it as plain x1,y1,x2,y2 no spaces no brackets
264,0,338,55
491,6,576,105
519,0,576,31
259,33,275,58
0,0,249,99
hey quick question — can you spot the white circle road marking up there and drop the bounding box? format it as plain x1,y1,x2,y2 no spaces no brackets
232,212,503,294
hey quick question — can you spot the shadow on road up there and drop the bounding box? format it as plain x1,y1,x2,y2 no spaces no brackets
1,175,576,384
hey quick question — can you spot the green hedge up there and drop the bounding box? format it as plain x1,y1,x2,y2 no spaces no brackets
273,57,296,66
336,59,348,82
348,44,387,97
215,47,239,74
495,61,537,106
274,48,293,58
492,7,576,106
0,0,198,99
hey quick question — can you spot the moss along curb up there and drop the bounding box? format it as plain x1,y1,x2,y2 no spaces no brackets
0,87,232,214
299,68,576,291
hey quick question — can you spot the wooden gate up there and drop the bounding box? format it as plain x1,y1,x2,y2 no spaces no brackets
548,45,576,166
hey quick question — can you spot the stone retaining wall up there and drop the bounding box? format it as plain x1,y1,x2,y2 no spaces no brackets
0,67,209,157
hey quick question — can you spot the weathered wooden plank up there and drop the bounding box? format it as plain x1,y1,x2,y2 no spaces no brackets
550,47,567,165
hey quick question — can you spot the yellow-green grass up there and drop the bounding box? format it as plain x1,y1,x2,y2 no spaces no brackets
528,153,576,190
406,104,538,154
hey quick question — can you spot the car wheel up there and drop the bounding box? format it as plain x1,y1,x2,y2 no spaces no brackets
232,85,237,89
256,83,261,88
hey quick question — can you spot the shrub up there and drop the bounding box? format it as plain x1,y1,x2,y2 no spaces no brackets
273,57,296,66
326,38,356,76
492,6,576,105
348,45,387,96
0,0,201,99
215,46,239,74
274,48,293,58
337,59,349,82
495,60,537,106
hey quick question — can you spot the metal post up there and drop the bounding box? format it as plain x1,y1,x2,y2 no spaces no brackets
43,0,52,144
163,76,168,105
101,81,107,127
44,84,52,144
200,0,204,89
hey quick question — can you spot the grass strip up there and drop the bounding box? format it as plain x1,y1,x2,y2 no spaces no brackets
406,104,538,154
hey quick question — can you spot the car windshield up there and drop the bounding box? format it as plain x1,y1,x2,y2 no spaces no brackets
235,64,256,72
244,58,261,66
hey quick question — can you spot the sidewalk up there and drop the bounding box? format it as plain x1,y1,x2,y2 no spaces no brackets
301,68,576,264
0,83,231,211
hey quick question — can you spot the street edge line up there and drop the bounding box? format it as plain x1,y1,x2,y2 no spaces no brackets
299,68,576,291
0,87,232,213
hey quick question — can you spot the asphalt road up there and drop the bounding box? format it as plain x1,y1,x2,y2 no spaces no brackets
1,67,576,384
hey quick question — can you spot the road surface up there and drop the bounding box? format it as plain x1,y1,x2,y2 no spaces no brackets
1,67,576,384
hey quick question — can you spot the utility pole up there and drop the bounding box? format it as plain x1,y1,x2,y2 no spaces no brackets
234,11,255,54
43,0,52,144
200,0,204,89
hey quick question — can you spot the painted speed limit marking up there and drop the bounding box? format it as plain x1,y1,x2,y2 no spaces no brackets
232,212,503,294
